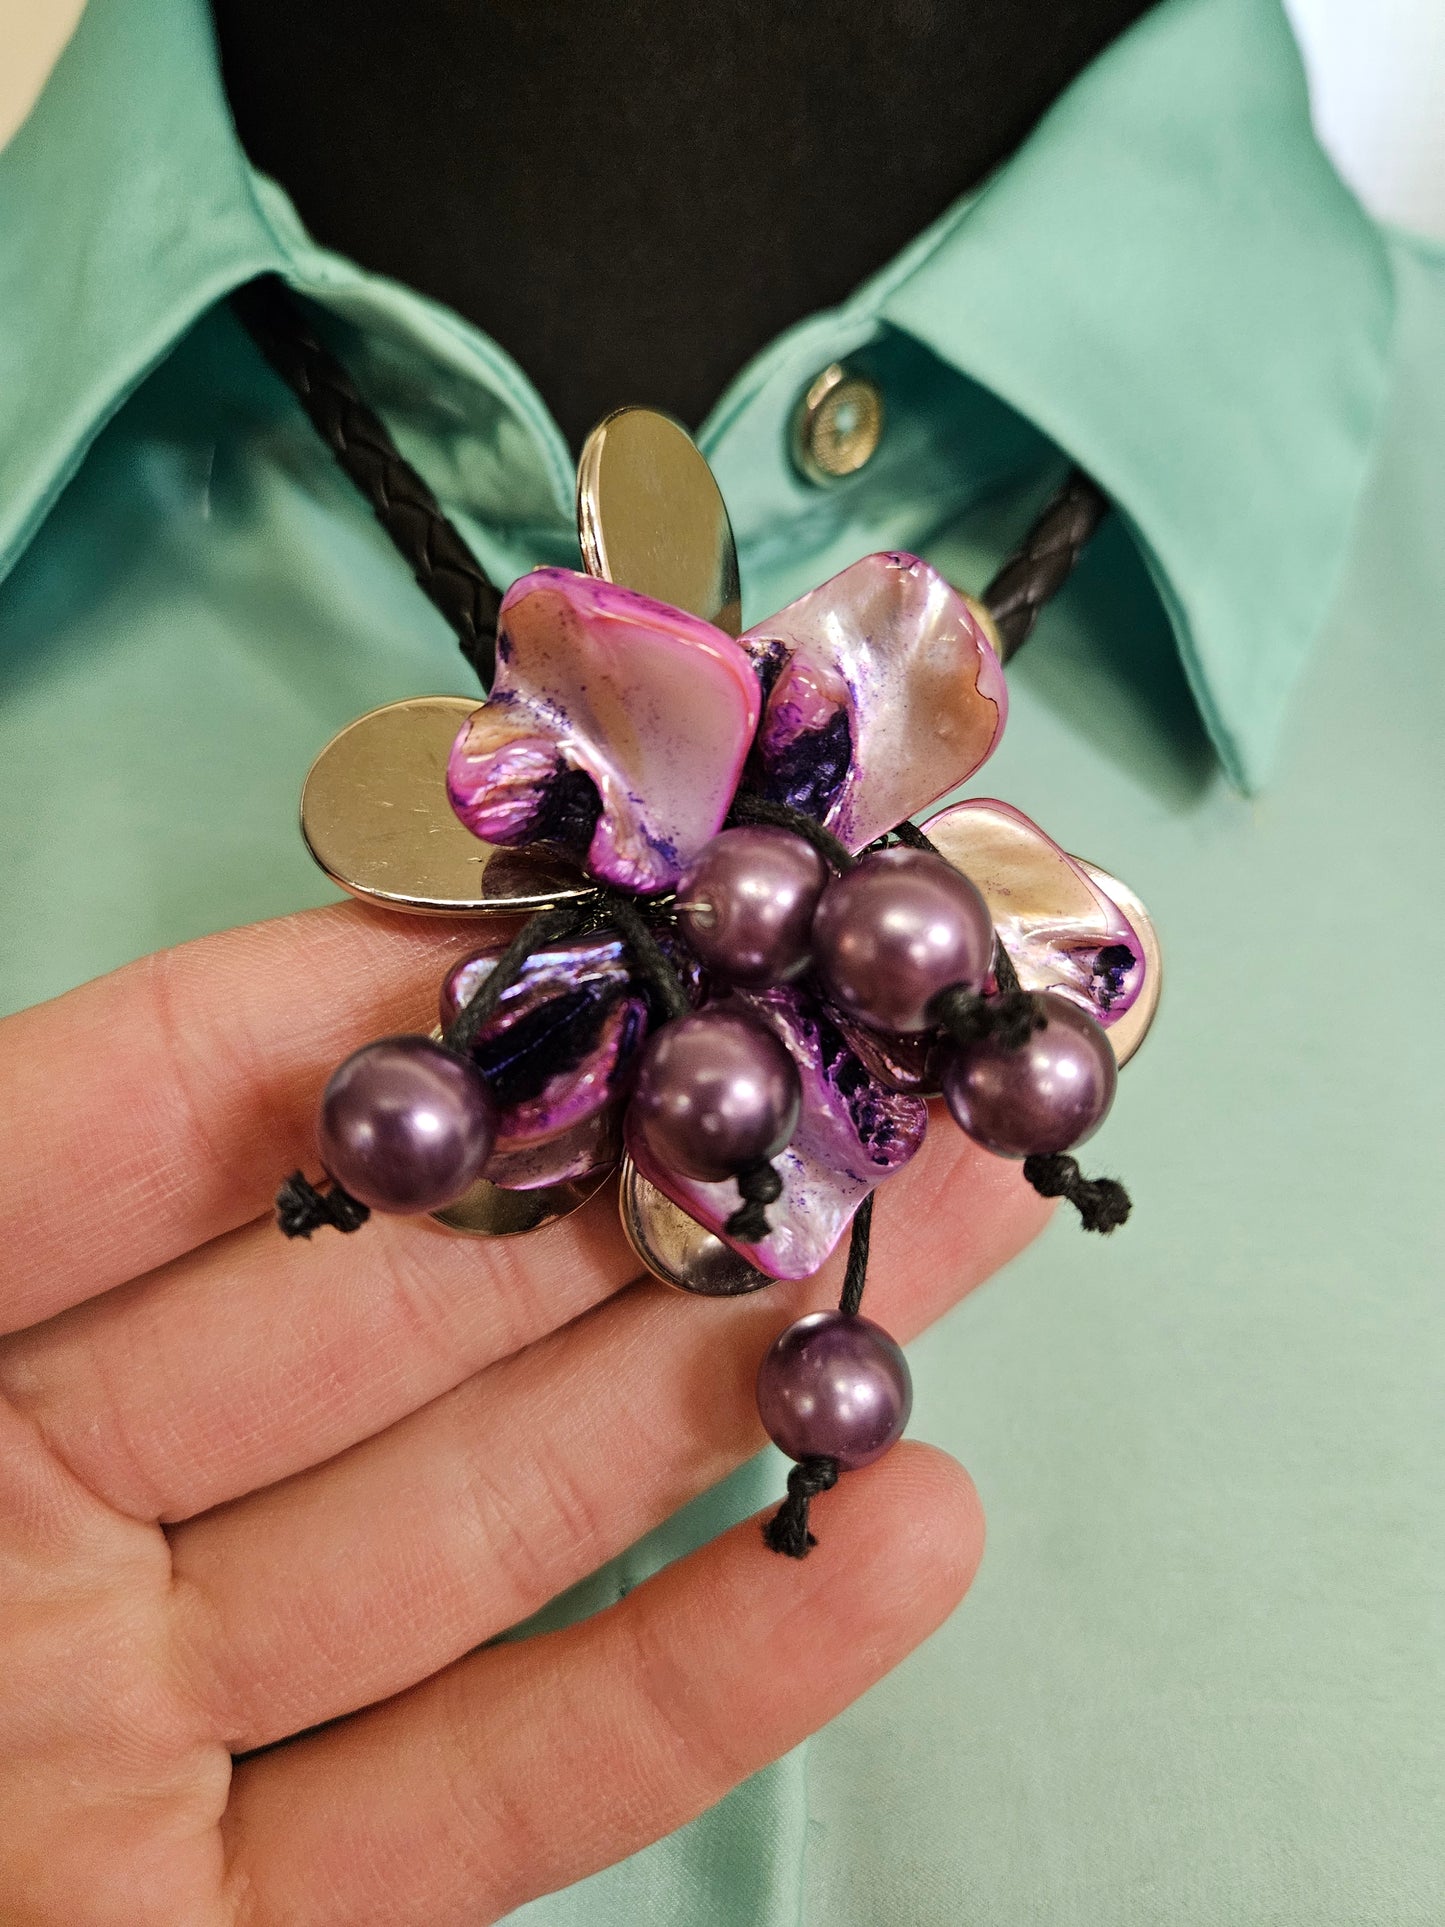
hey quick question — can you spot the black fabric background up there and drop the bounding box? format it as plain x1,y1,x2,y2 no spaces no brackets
214,1,1156,448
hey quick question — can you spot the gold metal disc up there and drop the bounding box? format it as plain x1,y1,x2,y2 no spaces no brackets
432,1165,613,1237
618,1155,774,1296
577,408,743,636
301,696,597,917
1076,860,1163,1067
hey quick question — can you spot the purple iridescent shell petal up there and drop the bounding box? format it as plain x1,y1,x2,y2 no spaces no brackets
440,928,700,1165
740,552,1006,851
481,1107,622,1191
919,798,1146,1029
830,1015,942,1096
446,568,762,894
625,984,927,1281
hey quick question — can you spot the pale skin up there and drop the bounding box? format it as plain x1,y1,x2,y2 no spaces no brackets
0,903,1050,1926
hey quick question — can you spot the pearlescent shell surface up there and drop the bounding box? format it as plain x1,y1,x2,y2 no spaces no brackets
920,798,1147,1034
301,696,598,917
447,569,761,894
1076,860,1162,1067
625,986,927,1281
442,927,700,1185
831,1014,940,1095
481,1107,622,1191
740,551,1007,851
432,1163,612,1236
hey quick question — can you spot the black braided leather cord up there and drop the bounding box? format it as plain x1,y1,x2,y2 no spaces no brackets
230,276,502,687
232,272,1105,683
982,467,1109,662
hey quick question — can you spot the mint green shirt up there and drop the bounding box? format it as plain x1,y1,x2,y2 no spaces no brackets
3,0,1442,1921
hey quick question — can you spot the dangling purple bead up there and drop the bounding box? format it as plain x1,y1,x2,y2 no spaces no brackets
812,845,994,1034
756,1310,912,1469
940,991,1117,1157
318,1036,496,1213
675,826,827,987
630,1007,800,1183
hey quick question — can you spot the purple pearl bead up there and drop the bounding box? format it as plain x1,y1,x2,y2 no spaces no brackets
675,826,827,988
631,1008,800,1183
756,1311,912,1470
941,992,1118,1157
318,1036,497,1213
812,845,994,1034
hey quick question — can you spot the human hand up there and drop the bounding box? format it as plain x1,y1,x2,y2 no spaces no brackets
0,905,1049,1926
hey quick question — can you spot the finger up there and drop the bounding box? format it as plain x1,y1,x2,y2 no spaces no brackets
0,1184,638,1525
0,902,493,1334
222,1442,981,1927
170,1125,1045,1750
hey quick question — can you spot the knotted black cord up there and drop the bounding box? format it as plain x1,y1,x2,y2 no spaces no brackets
441,901,597,1056
726,1161,785,1243
761,1456,840,1559
275,1171,370,1239
1021,1154,1132,1233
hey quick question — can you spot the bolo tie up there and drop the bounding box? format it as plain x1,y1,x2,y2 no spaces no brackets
230,277,1159,1557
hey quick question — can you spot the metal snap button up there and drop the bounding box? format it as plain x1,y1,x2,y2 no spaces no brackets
793,363,884,484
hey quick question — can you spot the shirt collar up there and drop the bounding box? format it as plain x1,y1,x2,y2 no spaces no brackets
0,0,1393,792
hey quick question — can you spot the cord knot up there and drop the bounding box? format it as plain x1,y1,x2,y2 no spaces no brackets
762,1456,840,1558
726,1159,784,1243
1022,1153,1131,1233
932,982,1044,1052
275,1172,371,1238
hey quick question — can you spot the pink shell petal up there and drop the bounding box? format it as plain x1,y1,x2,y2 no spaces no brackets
482,1108,621,1191
447,569,761,894
440,926,701,1153
741,551,1006,851
919,798,1146,1029
625,985,927,1281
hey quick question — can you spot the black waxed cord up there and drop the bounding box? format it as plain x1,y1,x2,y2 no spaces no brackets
837,1189,874,1318
931,976,1042,1052
604,896,787,1240
931,919,1043,1051
762,1191,875,1557
604,897,693,1020
886,818,935,853
895,821,1045,1049
442,900,596,1055
230,277,503,688
726,792,856,872
982,467,1110,661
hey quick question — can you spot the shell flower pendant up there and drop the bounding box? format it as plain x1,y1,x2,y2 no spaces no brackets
296,410,1157,1289
287,408,1156,1552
